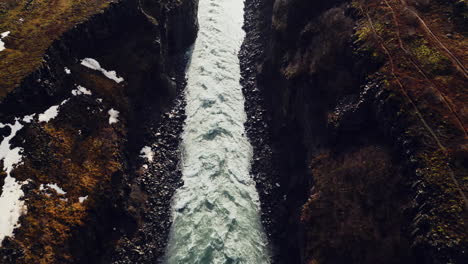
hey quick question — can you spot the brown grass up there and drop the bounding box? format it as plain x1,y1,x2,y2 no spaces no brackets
0,0,112,98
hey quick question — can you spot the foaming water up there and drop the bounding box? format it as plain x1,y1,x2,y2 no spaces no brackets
164,0,270,263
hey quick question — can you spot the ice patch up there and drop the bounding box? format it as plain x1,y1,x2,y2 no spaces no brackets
64,67,71,75
71,85,92,96
108,109,119,124
81,58,124,83
140,146,154,162
0,121,26,243
79,196,88,203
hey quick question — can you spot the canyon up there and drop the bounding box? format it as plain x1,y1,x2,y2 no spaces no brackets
0,0,466,263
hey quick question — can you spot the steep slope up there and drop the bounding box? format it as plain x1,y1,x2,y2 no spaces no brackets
0,0,198,263
242,0,467,263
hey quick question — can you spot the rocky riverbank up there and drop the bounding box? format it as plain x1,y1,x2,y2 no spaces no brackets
240,0,300,263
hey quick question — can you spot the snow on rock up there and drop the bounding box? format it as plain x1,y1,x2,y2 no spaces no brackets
81,58,124,83
71,85,92,96
38,99,68,123
40,183,66,195
140,146,154,162
64,67,71,74
108,109,119,124
22,114,35,123
0,176,26,243
38,105,59,123
0,121,24,174
0,31,10,52
0,121,26,243
79,196,88,203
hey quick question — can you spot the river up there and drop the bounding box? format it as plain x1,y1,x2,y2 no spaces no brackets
164,0,270,263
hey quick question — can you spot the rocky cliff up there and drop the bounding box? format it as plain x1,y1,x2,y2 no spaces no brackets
241,0,467,263
0,0,197,263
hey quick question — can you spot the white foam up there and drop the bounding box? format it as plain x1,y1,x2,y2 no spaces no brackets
164,0,270,262
81,58,124,83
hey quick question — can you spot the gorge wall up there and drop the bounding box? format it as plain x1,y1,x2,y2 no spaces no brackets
0,0,198,263
242,0,467,263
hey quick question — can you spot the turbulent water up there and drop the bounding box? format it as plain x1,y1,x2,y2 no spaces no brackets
164,0,270,263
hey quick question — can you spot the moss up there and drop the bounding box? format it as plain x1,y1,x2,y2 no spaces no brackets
410,39,452,75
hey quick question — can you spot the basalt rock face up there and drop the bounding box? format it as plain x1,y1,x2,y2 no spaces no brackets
0,0,198,263
243,0,467,263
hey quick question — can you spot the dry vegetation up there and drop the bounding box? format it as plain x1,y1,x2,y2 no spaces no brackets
351,0,468,258
0,0,112,98
3,70,128,263
302,146,411,264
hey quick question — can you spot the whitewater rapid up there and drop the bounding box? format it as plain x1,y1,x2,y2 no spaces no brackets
164,0,270,263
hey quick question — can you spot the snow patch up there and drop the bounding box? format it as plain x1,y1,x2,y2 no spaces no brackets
64,67,71,74
40,183,66,195
71,85,92,96
81,58,124,83
140,146,154,162
38,105,59,123
108,109,119,124
38,99,68,123
0,120,26,243
0,31,10,52
79,196,88,203
22,114,35,123
0,121,24,174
